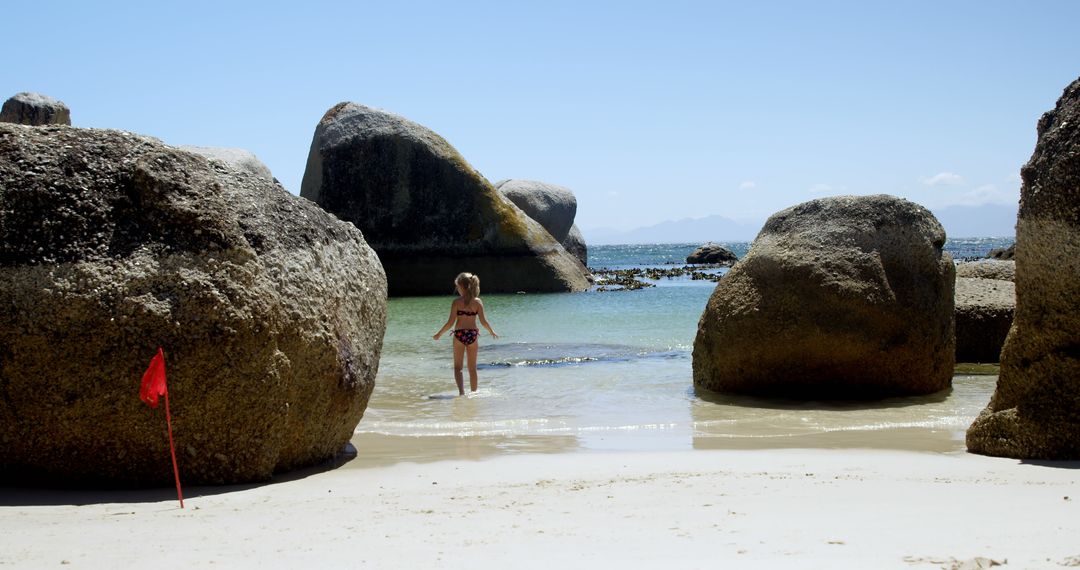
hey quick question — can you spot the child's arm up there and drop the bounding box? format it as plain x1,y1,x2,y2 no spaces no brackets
433,302,457,340
477,300,498,339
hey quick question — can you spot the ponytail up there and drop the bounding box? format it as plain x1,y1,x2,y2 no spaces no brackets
455,272,481,304
468,275,480,300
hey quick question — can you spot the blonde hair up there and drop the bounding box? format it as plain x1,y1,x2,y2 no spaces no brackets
455,272,480,304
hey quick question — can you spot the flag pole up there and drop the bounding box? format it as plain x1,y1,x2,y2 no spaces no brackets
163,381,184,509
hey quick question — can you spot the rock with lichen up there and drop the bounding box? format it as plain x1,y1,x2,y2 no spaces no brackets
495,179,588,268
495,179,577,243
301,103,590,295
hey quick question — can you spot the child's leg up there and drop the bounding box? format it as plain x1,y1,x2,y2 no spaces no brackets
466,341,479,392
453,339,466,395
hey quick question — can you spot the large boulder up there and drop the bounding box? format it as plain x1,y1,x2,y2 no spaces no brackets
301,103,590,295
0,123,387,486
686,243,738,265
0,92,71,126
955,277,1015,363
494,178,588,267
178,145,275,181
693,195,955,398
562,224,588,267
496,179,577,243
955,259,1015,281
968,78,1080,459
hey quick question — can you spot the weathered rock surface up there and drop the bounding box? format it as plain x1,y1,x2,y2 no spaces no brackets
955,277,1015,363
968,78,1080,459
301,103,590,295
494,179,588,267
562,224,588,267
693,195,955,398
496,179,577,243
987,243,1015,260
178,145,274,181
955,259,1015,282
686,243,738,265
0,123,387,485
0,92,71,126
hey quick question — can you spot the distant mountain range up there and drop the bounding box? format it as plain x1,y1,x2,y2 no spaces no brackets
931,203,1018,239
584,216,761,245
582,203,1018,245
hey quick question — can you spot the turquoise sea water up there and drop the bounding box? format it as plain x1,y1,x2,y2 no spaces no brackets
358,238,1014,458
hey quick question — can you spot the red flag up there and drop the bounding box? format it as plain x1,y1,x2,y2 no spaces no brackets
139,347,184,508
140,348,167,408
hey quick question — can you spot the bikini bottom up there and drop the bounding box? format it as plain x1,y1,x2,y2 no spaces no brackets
453,329,479,346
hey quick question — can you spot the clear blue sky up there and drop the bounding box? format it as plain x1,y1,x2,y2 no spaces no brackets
4,1,1078,234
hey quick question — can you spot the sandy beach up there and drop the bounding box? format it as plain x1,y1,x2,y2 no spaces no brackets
2,441,1077,569
7,2,1080,569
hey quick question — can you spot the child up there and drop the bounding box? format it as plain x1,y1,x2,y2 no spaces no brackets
433,272,498,395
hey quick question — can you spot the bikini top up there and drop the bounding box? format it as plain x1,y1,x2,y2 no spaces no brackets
456,309,478,316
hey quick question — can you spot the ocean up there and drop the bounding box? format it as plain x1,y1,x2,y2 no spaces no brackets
354,238,1013,462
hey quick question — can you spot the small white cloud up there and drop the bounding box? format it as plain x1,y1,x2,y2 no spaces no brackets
809,183,832,194
739,181,756,190
959,184,1014,205
607,190,619,197
922,172,965,186
931,183,1016,207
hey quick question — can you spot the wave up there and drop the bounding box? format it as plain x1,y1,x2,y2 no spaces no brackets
356,416,975,438
477,342,688,369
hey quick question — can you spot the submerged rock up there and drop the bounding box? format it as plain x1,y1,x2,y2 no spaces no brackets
954,277,1015,363
0,92,71,126
591,265,724,292
693,195,955,398
686,243,738,265
0,123,387,485
301,103,590,295
968,77,1080,459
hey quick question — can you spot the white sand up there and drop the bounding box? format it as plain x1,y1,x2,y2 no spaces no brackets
1,449,1078,569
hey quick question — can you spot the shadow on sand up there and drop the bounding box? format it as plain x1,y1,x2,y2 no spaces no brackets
0,443,359,507
1019,458,1080,470
692,385,952,411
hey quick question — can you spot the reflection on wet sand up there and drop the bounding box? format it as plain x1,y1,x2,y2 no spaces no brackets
691,427,965,453
352,370,996,466
689,375,996,453
348,433,580,469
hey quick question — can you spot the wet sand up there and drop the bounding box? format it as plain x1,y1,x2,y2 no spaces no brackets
348,424,967,471
349,372,995,469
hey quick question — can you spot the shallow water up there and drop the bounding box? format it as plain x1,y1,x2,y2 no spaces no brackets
354,240,1010,464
